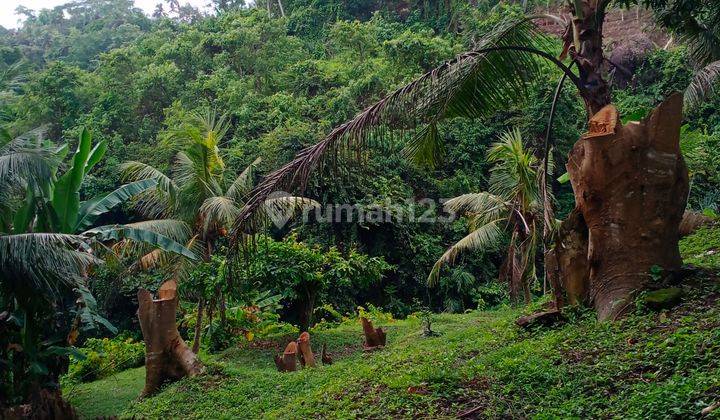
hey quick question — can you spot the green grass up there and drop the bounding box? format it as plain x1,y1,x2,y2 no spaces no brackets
66,227,720,419
680,225,720,269
64,366,145,418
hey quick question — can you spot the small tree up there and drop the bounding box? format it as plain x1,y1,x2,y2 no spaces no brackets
428,128,543,304
239,235,391,331
122,109,315,350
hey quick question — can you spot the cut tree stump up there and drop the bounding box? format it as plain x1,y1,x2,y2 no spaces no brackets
361,317,386,351
297,332,316,368
321,343,332,365
274,341,298,372
137,280,204,397
565,94,689,320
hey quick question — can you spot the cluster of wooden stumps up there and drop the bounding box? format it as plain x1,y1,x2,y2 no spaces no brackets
136,282,389,392
274,317,386,372
274,332,328,372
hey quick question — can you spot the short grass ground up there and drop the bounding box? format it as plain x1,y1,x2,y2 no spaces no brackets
67,226,720,419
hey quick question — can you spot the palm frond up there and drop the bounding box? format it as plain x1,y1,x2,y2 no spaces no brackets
119,161,175,193
402,123,445,168
123,219,192,243
487,128,539,207
0,127,58,187
443,192,508,219
0,233,98,298
226,157,262,202
259,195,321,229
84,223,197,260
427,219,503,286
119,161,176,217
685,60,720,110
199,195,241,235
231,18,563,237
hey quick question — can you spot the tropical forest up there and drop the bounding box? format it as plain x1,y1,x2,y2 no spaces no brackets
1,0,720,418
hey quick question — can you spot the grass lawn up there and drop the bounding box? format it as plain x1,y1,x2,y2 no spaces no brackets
65,366,145,418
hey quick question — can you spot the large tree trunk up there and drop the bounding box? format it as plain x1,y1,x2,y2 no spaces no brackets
565,93,688,320
137,280,204,397
569,1,612,115
297,287,317,332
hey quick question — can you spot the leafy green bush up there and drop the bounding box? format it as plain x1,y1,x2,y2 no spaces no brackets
237,234,393,330
680,126,720,211
65,335,145,384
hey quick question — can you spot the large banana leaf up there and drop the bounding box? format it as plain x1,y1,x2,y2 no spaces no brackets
74,179,158,232
83,225,198,260
51,128,107,233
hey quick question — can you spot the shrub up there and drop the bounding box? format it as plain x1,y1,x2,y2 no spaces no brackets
65,335,145,383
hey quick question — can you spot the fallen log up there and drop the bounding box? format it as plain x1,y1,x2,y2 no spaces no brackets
361,317,386,351
137,280,204,397
515,309,563,329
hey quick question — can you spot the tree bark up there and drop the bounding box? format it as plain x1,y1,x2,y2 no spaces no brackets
554,208,590,306
565,93,689,320
274,341,297,372
566,1,612,115
298,287,317,332
191,298,204,354
137,280,204,397
297,332,316,368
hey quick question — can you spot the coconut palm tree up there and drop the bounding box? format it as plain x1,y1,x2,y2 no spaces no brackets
121,109,316,352
232,1,718,321
428,128,542,304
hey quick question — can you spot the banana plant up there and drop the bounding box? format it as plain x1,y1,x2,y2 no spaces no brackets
4,127,197,259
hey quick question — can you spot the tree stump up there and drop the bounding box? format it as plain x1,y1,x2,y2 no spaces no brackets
297,332,316,368
137,280,204,397
320,343,332,365
565,93,689,320
361,317,386,351
274,341,297,372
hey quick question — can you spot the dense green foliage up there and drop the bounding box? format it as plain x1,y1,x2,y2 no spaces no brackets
239,234,392,329
64,335,145,384
2,0,720,413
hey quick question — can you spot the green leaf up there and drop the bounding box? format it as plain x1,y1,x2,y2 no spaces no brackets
75,179,158,231
84,139,107,175
83,225,198,260
52,128,93,232
12,191,36,234
44,345,87,360
557,172,570,184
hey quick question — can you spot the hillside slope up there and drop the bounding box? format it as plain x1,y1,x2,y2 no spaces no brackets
67,232,720,419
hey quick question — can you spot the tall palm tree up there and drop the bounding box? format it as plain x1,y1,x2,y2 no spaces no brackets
122,110,316,352
428,128,542,304
232,2,714,320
